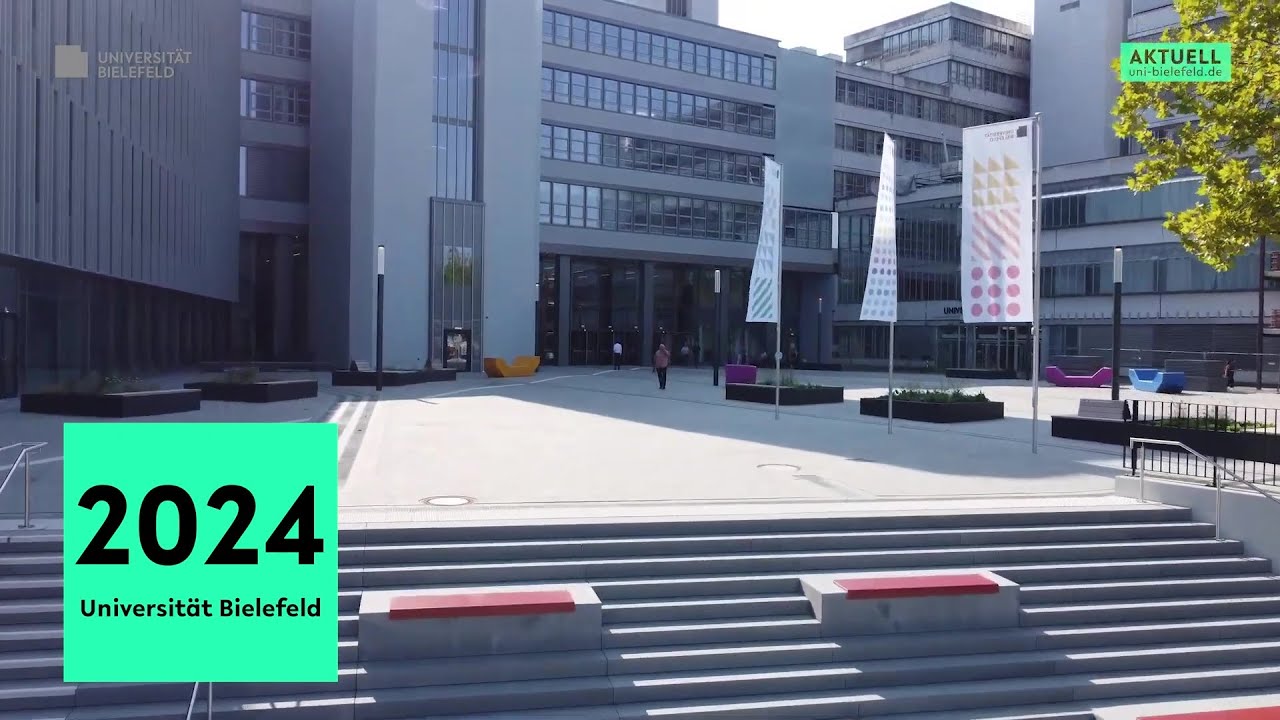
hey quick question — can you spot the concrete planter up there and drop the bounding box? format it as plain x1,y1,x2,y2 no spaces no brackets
20,389,202,418
860,398,1004,423
1051,416,1280,463
184,379,319,403
725,383,845,406
331,369,457,387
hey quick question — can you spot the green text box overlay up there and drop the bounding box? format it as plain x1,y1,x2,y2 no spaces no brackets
1121,42,1232,82
63,423,338,682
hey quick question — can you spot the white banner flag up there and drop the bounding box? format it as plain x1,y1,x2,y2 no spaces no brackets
746,157,782,324
860,135,897,323
961,119,1034,324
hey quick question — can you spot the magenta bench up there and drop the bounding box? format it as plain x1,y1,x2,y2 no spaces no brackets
1045,365,1113,388
725,364,757,384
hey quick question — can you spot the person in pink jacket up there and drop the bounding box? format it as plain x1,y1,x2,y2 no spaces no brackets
653,344,671,390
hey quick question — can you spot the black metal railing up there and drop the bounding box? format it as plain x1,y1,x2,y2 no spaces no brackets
1123,399,1280,486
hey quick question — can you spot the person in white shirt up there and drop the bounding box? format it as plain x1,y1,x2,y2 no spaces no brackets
612,340,623,370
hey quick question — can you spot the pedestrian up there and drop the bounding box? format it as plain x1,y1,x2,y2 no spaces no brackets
1224,359,1236,389
654,343,671,390
612,339,623,370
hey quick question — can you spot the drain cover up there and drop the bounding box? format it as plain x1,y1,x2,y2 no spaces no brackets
421,496,474,506
757,463,801,472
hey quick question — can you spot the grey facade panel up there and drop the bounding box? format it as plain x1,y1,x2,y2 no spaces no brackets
480,0,544,361
540,225,834,273
240,117,309,148
541,101,772,157
0,0,239,300
240,48,311,83
775,49,835,211
540,158,764,204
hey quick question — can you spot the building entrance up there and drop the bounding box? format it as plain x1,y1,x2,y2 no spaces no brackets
570,329,640,366
974,326,1031,378
0,310,18,398
443,328,472,373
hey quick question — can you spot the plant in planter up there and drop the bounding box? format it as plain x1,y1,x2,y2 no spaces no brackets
24,372,199,417
726,368,844,405
860,383,1003,423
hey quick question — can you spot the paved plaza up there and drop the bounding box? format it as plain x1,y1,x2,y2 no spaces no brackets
7,365,1280,529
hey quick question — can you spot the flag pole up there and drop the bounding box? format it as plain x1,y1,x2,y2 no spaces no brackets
1031,113,1042,454
888,321,895,434
774,164,784,421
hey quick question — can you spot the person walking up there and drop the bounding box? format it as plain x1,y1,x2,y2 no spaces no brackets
654,343,671,390
612,339,623,370
1224,359,1236,389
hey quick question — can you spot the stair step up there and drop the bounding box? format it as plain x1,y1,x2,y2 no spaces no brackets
0,577,62,602
73,667,362,705
0,602,61,625
605,617,823,649
0,680,74,713
614,662,1280,718
589,556,1272,601
346,539,1245,586
0,651,61,680
339,522,1216,564
1020,575,1280,604
0,535,61,554
602,595,811,624
0,626,61,652
0,555,61,577
609,638,1280,704
339,590,361,613
1022,595,1280,626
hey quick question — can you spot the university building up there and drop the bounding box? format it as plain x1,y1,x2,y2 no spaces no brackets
0,0,1266,395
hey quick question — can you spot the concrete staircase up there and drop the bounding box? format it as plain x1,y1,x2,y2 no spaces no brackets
4,503,1280,719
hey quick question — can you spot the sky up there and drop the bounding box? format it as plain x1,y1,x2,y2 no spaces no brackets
718,0,1033,57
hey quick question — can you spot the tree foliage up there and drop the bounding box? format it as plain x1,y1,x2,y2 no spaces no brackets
1111,0,1280,270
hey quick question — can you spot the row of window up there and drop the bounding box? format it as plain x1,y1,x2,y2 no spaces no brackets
240,10,311,59
948,61,1029,100
541,9,775,88
239,78,310,126
538,181,831,249
836,78,1014,129
540,124,764,186
835,124,958,166
1041,180,1200,230
860,17,1029,61
542,67,775,138
835,171,880,200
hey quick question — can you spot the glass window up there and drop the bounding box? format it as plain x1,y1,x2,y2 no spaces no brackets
553,12,570,46
601,188,617,230
570,72,587,106
553,69,570,103
620,27,636,60
552,125,569,159
585,186,601,228
569,184,585,226
587,20,604,53
603,78,619,112
681,40,695,72
539,181,551,223
552,182,568,225
602,134,618,166
636,32,652,63
570,16,587,49
695,45,709,75
541,66,554,100
750,56,762,86
604,24,620,57
724,51,738,81
620,82,635,114
587,75,603,109
539,124,552,158
586,131,601,164
709,48,723,78
542,10,554,43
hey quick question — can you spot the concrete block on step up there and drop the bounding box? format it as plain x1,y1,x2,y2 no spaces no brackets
801,569,1020,636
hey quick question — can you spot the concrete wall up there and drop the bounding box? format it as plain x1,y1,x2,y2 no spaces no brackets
1032,0,1130,167
1115,474,1280,568
775,49,835,211
0,0,240,300
479,0,544,361
307,0,355,366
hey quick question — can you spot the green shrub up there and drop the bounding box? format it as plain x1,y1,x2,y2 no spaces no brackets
882,387,990,403
42,372,152,394
223,367,260,384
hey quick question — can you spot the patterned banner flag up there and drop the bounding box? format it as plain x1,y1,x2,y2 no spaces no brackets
961,119,1034,324
860,135,897,323
746,157,783,324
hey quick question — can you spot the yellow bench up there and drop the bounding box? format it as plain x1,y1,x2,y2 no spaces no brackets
483,355,540,378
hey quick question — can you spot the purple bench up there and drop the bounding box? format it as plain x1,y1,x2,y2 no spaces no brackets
725,364,758,384
1045,365,1113,388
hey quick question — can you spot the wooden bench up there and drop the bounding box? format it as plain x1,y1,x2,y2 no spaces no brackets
388,590,576,620
1078,398,1128,421
1139,708,1280,720
836,573,999,599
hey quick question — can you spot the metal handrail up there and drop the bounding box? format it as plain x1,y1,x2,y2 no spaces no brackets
185,681,212,720
0,442,47,529
1130,437,1280,540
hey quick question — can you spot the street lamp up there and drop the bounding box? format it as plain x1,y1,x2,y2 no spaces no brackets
1111,247,1122,402
818,296,824,365
376,245,386,393
713,270,722,386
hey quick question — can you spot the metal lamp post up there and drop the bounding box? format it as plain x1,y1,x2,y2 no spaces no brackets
713,270,722,386
818,296,823,365
1111,247,1122,402
534,282,540,359
375,245,385,393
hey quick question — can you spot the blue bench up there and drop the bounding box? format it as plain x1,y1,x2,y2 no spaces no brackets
1128,368,1186,394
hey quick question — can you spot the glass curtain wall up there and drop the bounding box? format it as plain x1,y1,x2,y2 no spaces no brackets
568,258,642,365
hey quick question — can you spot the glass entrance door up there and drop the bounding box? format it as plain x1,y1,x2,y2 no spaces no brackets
0,310,18,398
443,328,472,372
